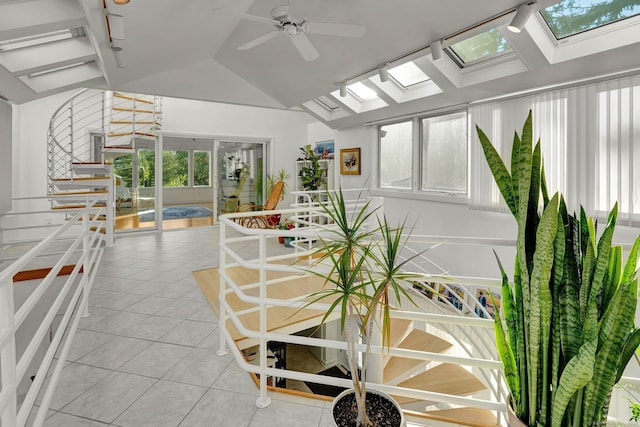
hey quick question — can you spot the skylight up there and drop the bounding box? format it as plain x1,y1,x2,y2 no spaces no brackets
0,28,85,52
347,82,379,101
314,95,341,111
387,62,430,87
448,28,512,66
539,0,640,40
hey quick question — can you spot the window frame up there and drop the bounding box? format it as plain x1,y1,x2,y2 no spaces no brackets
376,109,469,202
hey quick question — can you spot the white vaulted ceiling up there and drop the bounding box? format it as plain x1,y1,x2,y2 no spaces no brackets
1,0,640,129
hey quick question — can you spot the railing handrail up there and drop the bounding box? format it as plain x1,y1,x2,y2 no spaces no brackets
0,197,105,427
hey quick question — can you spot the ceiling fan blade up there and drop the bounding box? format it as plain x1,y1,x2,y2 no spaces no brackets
237,12,280,25
290,33,319,61
212,8,280,25
237,31,281,50
304,22,366,38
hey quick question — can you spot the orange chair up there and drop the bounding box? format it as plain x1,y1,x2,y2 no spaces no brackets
236,180,285,228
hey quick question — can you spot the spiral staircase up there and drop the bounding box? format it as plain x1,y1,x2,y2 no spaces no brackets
47,89,162,244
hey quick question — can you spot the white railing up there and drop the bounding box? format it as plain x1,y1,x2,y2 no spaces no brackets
0,196,105,427
217,203,509,425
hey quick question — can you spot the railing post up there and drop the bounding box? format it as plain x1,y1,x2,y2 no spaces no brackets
216,221,229,357
81,204,91,318
0,279,17,427
105,177,115,247
68,98,74,171
255,232,271,408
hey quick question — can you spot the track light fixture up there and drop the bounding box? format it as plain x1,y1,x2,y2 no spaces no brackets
378,64,389,82
508,3,535,33
431,39,444,62
112,46,126,68
339,81,347,97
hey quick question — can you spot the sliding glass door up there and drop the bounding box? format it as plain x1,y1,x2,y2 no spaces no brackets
216,140,267,218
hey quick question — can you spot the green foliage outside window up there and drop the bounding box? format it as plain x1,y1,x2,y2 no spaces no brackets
193,151,210,186
162,150,188,187
113,154,133,188
138,149,155,188
540,0,640,39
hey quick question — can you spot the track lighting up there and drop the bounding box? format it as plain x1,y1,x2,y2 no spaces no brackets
431,39,444,62
339,81,347,97
378,64,389,82
508,3,535,33
112,46,126,68
108,14,125,40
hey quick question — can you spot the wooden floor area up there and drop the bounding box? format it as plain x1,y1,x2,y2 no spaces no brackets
116,203,215,231
193,263,335,349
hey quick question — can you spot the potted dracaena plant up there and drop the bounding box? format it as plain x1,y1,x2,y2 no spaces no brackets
305,187,428,427
476,111,640,427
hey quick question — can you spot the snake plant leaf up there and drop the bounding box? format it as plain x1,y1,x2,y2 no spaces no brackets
580,230,595,321
476,125,516,216
541,160,550,208
621,235,640,285
494,305,520,409
551,338,597,427
579,207,589,257
511,131,521,211
615,328,640,383
528,193,558,423
586,279,637,424
603,245,622,312
494,251,518,362
530,141,541,219
560,218,581,359
513,256,529,417
587,207,616,315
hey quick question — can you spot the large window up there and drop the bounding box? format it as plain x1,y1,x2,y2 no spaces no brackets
421,112,467,193
162,150,188,187
193,150,211,186
138,149,155,188
379,121,413,189
540,0,640,40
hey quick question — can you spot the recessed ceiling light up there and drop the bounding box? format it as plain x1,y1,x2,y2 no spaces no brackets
113,0,130,4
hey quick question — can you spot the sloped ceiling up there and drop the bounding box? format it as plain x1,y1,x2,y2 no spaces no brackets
1,0,640,129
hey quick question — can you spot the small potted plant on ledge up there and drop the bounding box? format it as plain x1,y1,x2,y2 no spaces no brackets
306,188,426,427
476,111,640,427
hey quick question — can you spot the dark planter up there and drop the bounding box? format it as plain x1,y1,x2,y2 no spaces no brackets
330,388,405,427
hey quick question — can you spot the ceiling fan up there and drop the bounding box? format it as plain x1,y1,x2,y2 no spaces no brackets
225,3,366,61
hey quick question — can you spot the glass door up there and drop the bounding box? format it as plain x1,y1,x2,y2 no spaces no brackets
216,140,267,219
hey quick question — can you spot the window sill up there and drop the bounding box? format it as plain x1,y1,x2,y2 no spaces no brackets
372,188,469,205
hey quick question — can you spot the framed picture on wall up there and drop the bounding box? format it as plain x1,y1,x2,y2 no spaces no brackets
315,140,334,159
340,148,361,175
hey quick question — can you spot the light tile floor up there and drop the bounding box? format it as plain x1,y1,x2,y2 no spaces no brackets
32,227,333,427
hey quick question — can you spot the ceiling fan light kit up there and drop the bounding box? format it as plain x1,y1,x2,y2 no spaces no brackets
230,3,366,61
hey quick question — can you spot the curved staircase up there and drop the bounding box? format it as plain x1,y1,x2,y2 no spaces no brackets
47,89,162,243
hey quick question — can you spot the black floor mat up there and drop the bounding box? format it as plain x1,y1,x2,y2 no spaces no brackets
304,366,351,397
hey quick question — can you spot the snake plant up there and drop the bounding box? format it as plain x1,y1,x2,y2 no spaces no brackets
477,111,640,427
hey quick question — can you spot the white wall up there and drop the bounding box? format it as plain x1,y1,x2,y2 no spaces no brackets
162,97,315,208
0,100,12,214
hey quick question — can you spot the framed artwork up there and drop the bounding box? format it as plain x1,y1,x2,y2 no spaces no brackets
340,148,361,175
475,289,501,319
315,140,334,159
437,283,465,311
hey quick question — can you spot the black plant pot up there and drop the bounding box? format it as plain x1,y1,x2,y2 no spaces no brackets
330,389,405,427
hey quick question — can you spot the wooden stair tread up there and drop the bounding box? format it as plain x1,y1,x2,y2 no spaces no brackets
410,407,498,427
384,330,453,381
112,106,154,113
52,176,111,181
102,145,134,151
66,214,106,221
90,226,106,234
113,93,154,104
52,190,108,196
51,203,107,210
110,120,160,125
13,265,83,283
389,318,412,347
392,363,487,404
71,161,113,165
107,131,155,137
